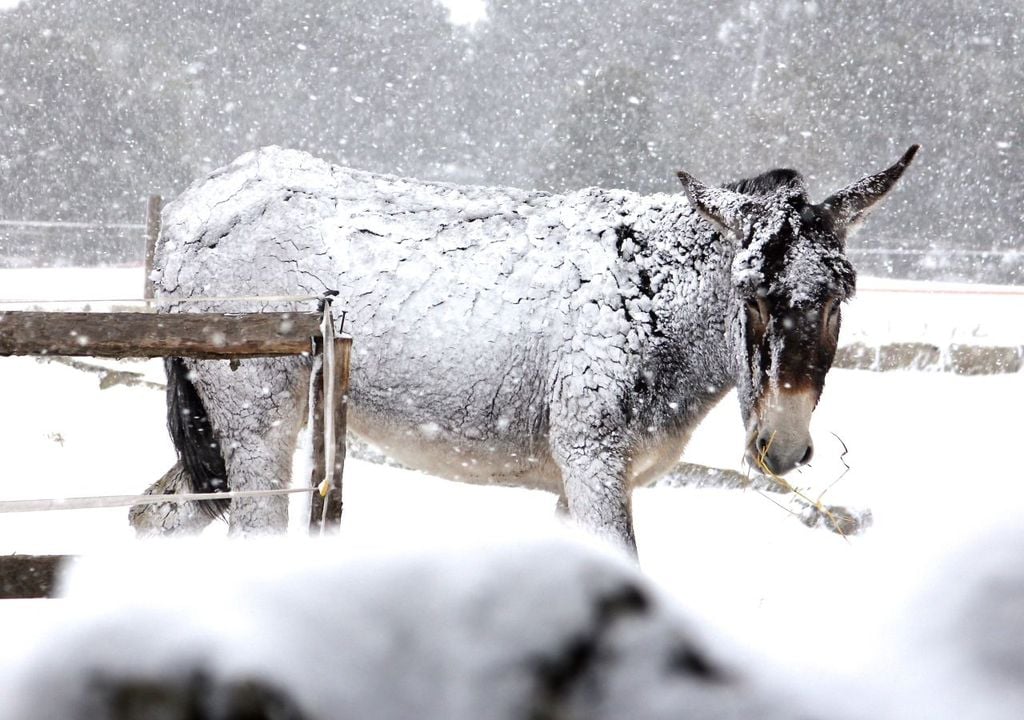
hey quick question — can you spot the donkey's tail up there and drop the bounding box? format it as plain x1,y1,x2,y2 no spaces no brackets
165,357,230,518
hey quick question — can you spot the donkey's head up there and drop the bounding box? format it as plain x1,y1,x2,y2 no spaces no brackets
677,145,919,476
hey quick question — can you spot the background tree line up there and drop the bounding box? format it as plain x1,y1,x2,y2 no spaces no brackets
0,0,1020,281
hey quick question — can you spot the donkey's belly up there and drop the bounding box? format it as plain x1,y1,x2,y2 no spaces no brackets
626,426,696,488
348,408,562,493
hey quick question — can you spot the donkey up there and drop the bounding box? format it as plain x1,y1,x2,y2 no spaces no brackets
143,145,918,551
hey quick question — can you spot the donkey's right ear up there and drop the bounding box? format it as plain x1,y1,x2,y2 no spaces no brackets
677,171,748,238
820,144,920,234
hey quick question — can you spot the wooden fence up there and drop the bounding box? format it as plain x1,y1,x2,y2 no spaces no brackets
0,305,350,521
0,303,351,598
0,194,355,597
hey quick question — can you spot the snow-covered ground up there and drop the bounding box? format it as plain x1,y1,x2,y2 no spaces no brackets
0,266,1021,714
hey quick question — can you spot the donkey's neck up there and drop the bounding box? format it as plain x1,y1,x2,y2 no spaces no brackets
629,197,738,424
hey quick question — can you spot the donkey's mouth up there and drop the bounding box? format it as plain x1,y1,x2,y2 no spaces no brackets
744,431,814,477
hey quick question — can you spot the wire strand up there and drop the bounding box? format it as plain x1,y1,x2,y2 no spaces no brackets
0,487,317,514
0,220,146,230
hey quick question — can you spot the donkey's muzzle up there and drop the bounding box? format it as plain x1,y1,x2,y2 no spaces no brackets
746,388,817,476
747,433,814,476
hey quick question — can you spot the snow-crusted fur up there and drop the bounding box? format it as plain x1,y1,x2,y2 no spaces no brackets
146,145,918,547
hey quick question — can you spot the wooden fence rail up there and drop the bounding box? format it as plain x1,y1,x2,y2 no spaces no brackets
0,306,351,554
0,311,324,359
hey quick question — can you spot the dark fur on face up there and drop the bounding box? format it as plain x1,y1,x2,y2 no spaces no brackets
727,172,854,401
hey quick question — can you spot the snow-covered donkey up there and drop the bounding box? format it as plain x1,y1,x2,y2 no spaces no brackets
145,145,918,550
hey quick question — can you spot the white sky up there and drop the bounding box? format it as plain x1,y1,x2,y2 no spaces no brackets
438,0,486,26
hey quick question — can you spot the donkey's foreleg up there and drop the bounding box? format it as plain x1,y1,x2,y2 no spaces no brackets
222,430,297,536
550,426,637,554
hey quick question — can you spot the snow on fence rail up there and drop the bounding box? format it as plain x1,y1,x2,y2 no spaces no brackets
836,341,1023,375
0,300,352,537
857,284,1024,297
841,277,1024,374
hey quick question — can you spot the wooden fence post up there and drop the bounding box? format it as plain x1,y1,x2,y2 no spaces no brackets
322,335,351,526
309,335,351,535
0,554,65,599
143,195,162,301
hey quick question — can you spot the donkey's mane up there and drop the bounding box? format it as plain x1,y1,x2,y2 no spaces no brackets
725,168,807,201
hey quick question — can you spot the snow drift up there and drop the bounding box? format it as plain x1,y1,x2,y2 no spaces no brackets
7,521,1024,720
0,534,815,720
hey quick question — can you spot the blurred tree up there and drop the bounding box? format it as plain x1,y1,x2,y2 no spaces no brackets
0,0,1019,280
544,64,657,192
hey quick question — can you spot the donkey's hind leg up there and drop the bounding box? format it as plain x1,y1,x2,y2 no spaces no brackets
129,461,216,537
554,491,569,517
190,357,311,536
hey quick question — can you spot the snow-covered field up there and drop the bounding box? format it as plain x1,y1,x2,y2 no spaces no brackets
847,275,1024,347
0,266,1021,713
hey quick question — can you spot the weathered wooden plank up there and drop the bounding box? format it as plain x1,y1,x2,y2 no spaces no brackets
322,336,351,526
0,311,323,359
0,554,67,599
309,336,351,534
308,340,326,530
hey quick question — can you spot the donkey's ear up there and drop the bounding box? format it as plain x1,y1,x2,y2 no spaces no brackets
820,144,920,233
676,171,750,238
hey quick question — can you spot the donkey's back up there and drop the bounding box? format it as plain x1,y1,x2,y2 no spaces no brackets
157,147,668,497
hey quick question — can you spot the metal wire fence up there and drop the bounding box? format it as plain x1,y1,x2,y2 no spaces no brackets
0,218,1020,283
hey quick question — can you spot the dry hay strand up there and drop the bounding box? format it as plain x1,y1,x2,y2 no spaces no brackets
750,431,871,538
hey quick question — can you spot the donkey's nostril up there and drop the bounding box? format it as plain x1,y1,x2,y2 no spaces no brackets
799,443,814,465
755,436,770,460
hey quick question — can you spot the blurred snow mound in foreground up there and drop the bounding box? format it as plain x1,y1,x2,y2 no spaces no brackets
6,521,1024,720
1,531,812,720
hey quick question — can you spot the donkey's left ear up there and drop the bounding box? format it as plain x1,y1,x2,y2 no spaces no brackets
820,144,920,233
676,170,751,238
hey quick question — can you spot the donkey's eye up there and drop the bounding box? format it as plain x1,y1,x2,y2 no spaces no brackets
825,298,842,329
